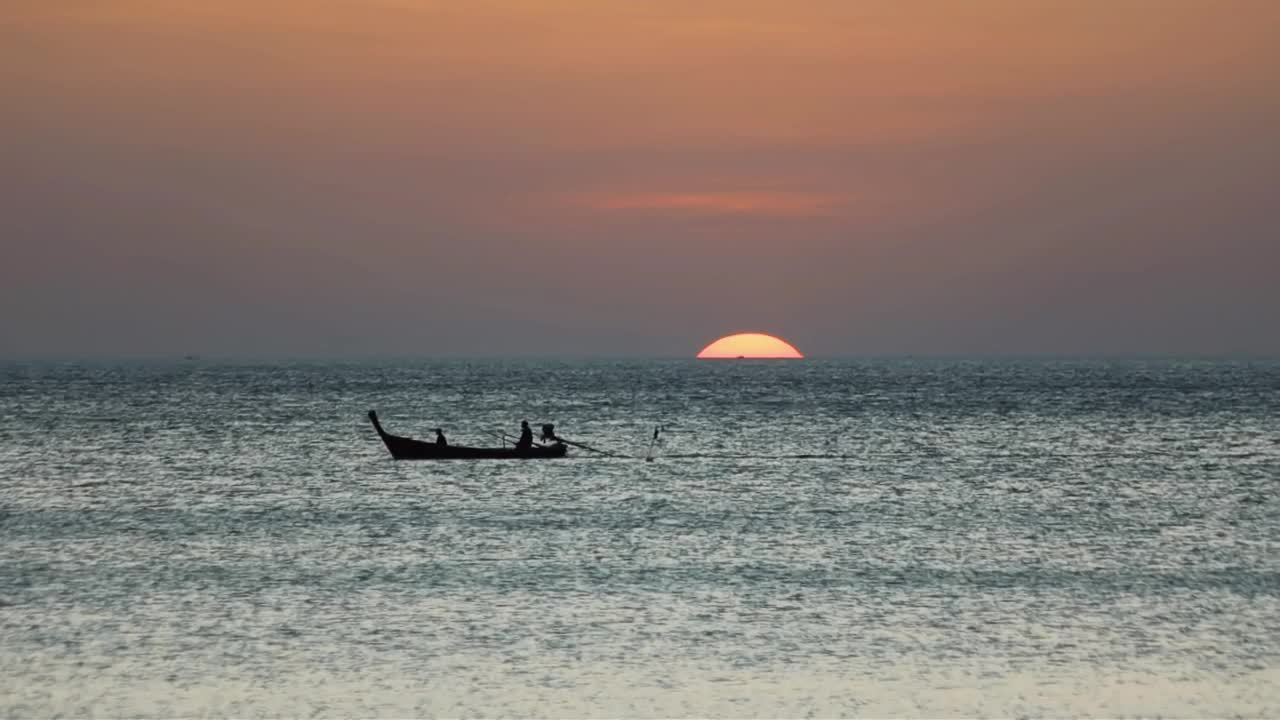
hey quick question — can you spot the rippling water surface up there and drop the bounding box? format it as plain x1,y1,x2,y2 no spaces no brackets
2,359,1278,717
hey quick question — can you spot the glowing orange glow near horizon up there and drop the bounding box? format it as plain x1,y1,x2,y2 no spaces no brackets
697,333,804,359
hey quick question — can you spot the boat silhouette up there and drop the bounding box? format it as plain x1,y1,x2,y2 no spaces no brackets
368,411,568,460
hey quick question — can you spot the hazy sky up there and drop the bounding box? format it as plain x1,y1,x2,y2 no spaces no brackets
3,0,1277,357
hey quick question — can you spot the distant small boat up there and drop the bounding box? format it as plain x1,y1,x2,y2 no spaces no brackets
368,411,568,460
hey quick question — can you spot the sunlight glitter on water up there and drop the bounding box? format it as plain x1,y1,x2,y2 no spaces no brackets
1,359,1278,716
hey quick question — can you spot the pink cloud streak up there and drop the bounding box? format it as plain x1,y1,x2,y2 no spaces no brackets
576,191,847,217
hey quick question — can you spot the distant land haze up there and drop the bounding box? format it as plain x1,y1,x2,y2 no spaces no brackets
2,1,1278,357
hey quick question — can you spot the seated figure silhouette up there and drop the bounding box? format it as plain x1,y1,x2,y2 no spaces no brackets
515,420,533,450
540,423,560,443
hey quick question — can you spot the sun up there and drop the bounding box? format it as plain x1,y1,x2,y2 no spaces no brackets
696,332,804,359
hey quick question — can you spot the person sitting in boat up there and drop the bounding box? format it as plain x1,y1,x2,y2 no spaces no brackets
434,428,447,447
540,423,560,443
515,420,533,450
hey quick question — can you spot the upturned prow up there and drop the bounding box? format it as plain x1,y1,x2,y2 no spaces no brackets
367,410,387,437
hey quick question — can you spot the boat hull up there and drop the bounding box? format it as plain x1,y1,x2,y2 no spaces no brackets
368,411,567,460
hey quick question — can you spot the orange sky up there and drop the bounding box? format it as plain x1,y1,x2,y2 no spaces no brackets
2,1,1277,355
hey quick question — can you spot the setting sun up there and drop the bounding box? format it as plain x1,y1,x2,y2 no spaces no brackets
696,332,804,359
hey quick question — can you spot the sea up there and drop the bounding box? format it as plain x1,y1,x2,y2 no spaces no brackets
1,358,1277,717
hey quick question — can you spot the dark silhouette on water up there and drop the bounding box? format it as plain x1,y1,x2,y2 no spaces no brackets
515,420,533,450
645,425,662,462
434,428,447,447
368,411,567,460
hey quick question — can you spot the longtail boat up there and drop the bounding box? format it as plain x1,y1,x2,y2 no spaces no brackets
368,411,568,460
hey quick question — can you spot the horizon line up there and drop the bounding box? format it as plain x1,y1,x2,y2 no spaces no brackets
2,352,1278,363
